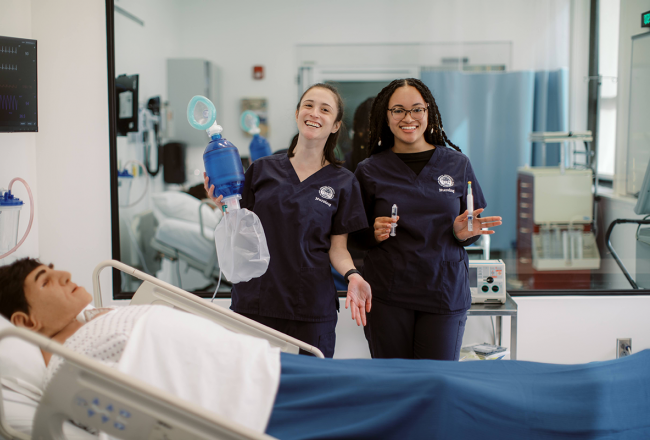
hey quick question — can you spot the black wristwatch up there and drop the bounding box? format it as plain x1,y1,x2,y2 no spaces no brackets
344,269,361,283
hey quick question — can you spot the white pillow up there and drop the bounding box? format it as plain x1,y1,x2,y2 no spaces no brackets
151,191,221,230
0,314,46,402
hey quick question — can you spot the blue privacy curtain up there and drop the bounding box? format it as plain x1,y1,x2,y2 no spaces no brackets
531,69,570,167
421,69,568,251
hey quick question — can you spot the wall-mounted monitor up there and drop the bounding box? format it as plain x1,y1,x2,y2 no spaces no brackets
0,35,37,133
115,73,139,136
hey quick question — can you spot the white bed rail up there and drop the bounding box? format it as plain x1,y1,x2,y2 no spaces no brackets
0,327,276,440
92,260,325,358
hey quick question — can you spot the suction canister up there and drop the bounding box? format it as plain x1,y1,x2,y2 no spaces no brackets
0,190,24,255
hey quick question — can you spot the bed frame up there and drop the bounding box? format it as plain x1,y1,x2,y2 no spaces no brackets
0,260,323,440
0,327,278,440
93,260,324,358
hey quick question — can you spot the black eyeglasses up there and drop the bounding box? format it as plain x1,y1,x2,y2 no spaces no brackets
388,105,428,121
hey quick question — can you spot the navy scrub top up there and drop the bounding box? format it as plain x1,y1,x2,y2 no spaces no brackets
231,154,368,322
354,146,487,314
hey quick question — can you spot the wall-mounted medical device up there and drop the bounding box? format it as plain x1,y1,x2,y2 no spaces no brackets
0,35,38,132
115,74,139,136
469,259,506,304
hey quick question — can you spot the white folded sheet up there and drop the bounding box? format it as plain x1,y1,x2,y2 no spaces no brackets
118,306,281,433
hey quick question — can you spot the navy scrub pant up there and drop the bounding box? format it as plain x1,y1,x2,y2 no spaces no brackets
363,300,467,360
238,312,338,358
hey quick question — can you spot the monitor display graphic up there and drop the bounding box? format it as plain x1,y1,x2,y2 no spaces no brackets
0,35,37,132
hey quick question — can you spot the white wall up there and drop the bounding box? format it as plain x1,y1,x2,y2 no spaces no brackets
111,0,572,186
0,0,39,264
169,0,570,169
0,0,112,298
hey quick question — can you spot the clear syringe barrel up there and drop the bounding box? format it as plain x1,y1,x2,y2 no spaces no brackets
467,182,474,232
390,204,398,237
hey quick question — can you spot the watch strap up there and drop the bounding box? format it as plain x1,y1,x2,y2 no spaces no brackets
344,268,361,283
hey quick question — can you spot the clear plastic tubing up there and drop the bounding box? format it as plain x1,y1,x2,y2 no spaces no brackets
390,204,398,237
467,181,474,232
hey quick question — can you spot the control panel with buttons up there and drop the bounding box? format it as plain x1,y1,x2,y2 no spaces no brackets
469,259,506,304
73,392,134,435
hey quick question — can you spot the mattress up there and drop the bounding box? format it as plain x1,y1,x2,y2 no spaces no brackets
154,218,216,263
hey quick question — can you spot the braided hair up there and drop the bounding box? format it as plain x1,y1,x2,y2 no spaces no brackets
367,78,460,155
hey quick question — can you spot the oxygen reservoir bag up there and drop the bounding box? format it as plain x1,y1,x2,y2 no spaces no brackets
187,95,270,283
214,208,270,284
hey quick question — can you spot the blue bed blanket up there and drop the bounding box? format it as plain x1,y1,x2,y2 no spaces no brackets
267,350,650,440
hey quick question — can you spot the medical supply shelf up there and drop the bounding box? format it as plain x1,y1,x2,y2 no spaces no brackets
468,293,518,360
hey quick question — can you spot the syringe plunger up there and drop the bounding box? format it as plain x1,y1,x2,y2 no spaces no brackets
467,182,474,232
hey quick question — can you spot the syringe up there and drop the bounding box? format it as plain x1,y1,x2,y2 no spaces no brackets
467,181,474,232
390,204,398,237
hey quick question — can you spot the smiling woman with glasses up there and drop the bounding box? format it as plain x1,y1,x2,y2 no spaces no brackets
387,105,428,121
351,78,502,361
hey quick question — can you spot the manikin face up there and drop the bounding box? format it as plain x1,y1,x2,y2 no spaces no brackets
295,87,341,143
11,264,92,336
386,85,429,148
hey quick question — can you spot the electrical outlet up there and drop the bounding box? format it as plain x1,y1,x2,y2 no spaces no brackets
617,338,632,358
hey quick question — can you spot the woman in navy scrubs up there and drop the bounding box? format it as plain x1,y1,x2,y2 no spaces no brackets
205,83,372,358
354,78,502,361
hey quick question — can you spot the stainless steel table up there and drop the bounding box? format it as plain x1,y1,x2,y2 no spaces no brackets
467,293,518,359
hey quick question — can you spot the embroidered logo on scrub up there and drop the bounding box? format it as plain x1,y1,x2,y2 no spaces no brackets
316,186,335,207
319,186,335,199
437,175,455,193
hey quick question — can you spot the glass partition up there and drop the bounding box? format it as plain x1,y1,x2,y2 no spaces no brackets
107,0,647,299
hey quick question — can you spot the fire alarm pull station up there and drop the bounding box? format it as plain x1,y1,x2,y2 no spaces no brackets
253,66,264,80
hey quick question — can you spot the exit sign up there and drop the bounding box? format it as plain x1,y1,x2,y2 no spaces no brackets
643,10,650,27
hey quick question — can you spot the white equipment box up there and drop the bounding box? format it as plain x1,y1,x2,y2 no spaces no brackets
517,167,593,225
469,259,506,304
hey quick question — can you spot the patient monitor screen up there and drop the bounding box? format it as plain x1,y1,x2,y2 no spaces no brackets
468,267,478,288
0,35,37,132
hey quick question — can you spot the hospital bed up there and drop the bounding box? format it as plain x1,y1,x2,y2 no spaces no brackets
0,260,323,440
148,192,226,286
4,262,650,439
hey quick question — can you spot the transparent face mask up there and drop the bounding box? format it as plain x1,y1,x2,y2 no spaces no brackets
187,95,217,131
240,110,260,135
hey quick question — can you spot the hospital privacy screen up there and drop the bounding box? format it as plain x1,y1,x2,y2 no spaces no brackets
0,35,38,133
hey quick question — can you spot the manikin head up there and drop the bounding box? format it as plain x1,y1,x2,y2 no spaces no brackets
0,258,92,337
